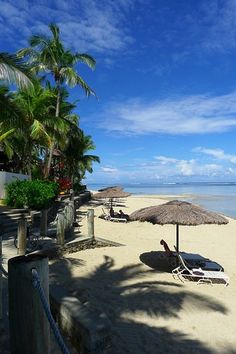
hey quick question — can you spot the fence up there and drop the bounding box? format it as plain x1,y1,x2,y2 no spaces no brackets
56,201,75,246
8,254,70,354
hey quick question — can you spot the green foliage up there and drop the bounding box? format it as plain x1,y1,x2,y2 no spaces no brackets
0,24,100,182
5,179,59,210
0,52,33,89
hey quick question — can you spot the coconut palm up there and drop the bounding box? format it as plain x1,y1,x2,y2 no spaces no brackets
0,85,22,128
0,52,33,88
0,127,14,142
0,124,15,159
11,84,68,177
18,23,96,176
62,128,100,190
0,85,22,159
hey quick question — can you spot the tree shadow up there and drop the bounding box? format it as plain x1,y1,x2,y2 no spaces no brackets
50,255,232,354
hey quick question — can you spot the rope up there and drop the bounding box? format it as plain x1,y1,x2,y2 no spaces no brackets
0,263,8,277
31,269,70,354
50,214,59,226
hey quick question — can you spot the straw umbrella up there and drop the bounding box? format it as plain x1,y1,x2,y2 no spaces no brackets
130,200,228,252
93,188,131,208
98,186,122,192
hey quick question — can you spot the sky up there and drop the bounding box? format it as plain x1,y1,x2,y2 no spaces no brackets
1,0,236,185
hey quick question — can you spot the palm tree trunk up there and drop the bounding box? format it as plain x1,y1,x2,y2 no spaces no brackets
44,83,60,178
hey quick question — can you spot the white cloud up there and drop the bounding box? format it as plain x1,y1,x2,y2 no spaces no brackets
101,167,118,173
153,155,222,177
155,156,178,164
201,0,236,52
97,92,236,135
194,147,236,164
87,150,236,183
0,0,136,54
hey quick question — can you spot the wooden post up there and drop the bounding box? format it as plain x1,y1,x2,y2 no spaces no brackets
17,217,27,255
70,189,74,201
0,236,2,320
29,210,34,225
8,254,50,354
73,196,81,228
40,209,48,238
56,212,65,245
176,224,179,253
68,201,74,237
87,209,95,241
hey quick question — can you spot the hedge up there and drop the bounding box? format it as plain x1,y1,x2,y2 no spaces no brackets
5,179,59,210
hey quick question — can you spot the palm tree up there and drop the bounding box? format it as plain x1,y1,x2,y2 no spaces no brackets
0,85,22,159
11,84,67,178
0,52,33,88
62,128,100,190
18,23,96,177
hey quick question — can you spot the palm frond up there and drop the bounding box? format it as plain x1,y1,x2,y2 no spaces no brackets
0,52,33,89
0,127,15,142
74,53,96,69
75,73,96,97
29,35,51,49
49,24,60,41
30,119,51,144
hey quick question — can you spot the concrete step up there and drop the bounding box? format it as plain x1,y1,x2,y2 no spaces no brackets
1,214,31,220
0,207,29,213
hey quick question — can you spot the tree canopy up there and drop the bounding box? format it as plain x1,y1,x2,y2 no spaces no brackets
0,23,99,191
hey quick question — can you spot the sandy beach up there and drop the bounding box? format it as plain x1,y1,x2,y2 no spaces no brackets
50,194,236,354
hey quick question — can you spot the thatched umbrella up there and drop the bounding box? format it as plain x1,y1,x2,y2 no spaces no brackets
98,186,122,192
130,200,228,252
93,188,131,207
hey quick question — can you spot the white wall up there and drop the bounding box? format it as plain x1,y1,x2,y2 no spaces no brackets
0,171,29,199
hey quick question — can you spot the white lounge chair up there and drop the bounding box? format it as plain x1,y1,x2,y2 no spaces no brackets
172,247,229,287
160,239,222,271
101,208,128,223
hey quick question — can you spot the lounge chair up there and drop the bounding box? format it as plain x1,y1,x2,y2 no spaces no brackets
160,240,223,271
101,208,128,223
172,247,229,286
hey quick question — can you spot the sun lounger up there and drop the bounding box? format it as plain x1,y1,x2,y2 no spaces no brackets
109,217,128,223
101,208,128,222
160,240,223,271
172,247,229,286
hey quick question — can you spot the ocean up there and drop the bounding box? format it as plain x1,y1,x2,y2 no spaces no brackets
87,182,236,218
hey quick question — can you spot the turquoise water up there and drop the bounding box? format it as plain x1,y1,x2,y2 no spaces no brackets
88,182,236,218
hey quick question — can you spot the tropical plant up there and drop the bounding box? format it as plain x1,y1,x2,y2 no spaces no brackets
10,85,54,177
0,52,33,88
0,126,15,142
11,84,75,178
62,128,100,190
5,179,59,210
0,86,21,158
18,23,96,177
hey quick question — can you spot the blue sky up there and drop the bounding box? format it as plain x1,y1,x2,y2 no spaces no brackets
2,0,236,185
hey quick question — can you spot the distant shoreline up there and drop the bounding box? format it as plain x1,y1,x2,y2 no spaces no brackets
90,189,236,219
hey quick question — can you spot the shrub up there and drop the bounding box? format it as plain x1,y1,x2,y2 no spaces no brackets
5,179,59,210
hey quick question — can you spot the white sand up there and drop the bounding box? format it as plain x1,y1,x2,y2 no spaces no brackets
51,195,236,354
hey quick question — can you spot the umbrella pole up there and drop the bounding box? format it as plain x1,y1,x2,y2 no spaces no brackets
176,224,179,252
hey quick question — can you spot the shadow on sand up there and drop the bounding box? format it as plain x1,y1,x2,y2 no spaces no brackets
140,250,176,272
50,255,233,354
